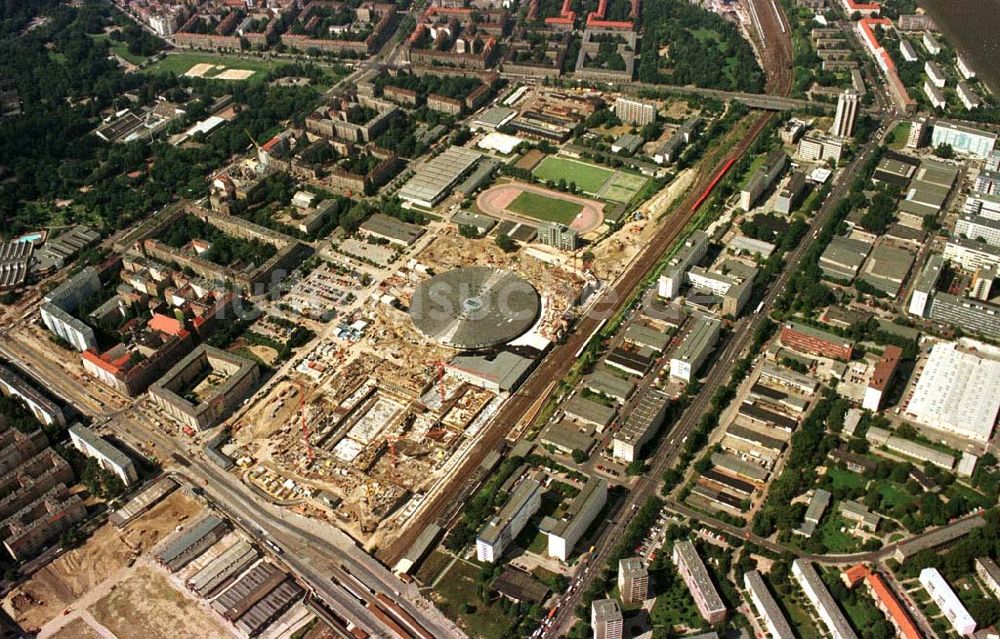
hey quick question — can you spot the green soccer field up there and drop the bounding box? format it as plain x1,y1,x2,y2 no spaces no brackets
507,191,583,225
532,156,614,194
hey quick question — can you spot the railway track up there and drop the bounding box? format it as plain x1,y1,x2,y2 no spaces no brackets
381,113,773,565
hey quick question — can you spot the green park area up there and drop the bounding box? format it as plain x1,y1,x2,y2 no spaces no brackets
532,156,614,195
508,191,582,226
144,53,285,83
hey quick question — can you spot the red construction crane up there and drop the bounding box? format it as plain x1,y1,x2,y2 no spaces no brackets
296,381,315,465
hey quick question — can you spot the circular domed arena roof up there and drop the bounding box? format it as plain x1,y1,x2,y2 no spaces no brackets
409,267,541,350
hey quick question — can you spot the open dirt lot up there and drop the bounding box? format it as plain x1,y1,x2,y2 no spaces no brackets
48,618,103,639
215,69,254,81
183,63,216,77
90,566,232,639
3,490,203,631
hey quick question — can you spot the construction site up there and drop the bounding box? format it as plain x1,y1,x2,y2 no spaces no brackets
229,223,588,550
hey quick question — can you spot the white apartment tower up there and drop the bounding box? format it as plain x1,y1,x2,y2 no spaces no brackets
831,90,859,138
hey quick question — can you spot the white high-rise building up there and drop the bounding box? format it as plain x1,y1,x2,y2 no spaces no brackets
591,599,623,639
831,90,859,138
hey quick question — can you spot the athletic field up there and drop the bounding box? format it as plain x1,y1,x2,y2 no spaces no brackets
532,156,614,195
507,191,583,225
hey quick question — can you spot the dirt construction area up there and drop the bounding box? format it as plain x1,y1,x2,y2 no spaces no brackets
89,565,233,639
3,490,203,633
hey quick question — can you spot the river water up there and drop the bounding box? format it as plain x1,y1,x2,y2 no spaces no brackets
917,0,1000,95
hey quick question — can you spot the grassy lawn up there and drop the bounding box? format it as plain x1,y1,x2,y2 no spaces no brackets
90,33,149,65
507,191,582,225
432,560,519,639
827,467,866,491
783,594,822,639
414,548,453,586
532,156,614,194
887,122,911,149
817,513,863,553
144,53,287,82
878,482,915,510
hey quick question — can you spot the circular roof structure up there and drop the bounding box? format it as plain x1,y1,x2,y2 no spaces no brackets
409,266,541,350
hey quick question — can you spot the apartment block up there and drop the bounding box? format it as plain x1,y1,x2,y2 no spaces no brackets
792,559,858,639
68,424,138,485
476,475,542,562
619,557,649,604
672,540,727,624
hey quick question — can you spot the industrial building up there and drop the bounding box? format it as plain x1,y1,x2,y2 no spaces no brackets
234,580,304,637
779,321,854,360
673,540,727,624
904,341,1000,444
819,236,871,281
447,351,535,395
943,235,1000,271
730,235,776,259
792,559,858,639
612,388,670,463
920,568,976,636
931,120,997,159
68,424,138,485
866,426,955,470
186,540,259,597
149,346,260,432
585,371,635,403
476,474,542,562
669,316,720,382
540,476,607,561
109,477,176,527
898,159,957,226
740,151,787,211
398,146,483,208
591,599,623,639
562,395,615,431
358,213,425,246
212,561,288,621
908,254,944,316
619,557,649,604
744,570,795,639
0,363,65,428
858,244,914,296
156,515,229,572
540,421,596,455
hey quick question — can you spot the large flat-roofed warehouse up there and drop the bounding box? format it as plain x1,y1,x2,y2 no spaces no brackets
358,213,425,246
562,394,615,430
540,421,597,455
410,267,541,350
858,244,915,296
398,146,482,208
149,345,260,431
612,388,670,462
903,341,1000,444
819,236,871,280
584,371,635,403
446,351,535,395
670,316,720,382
